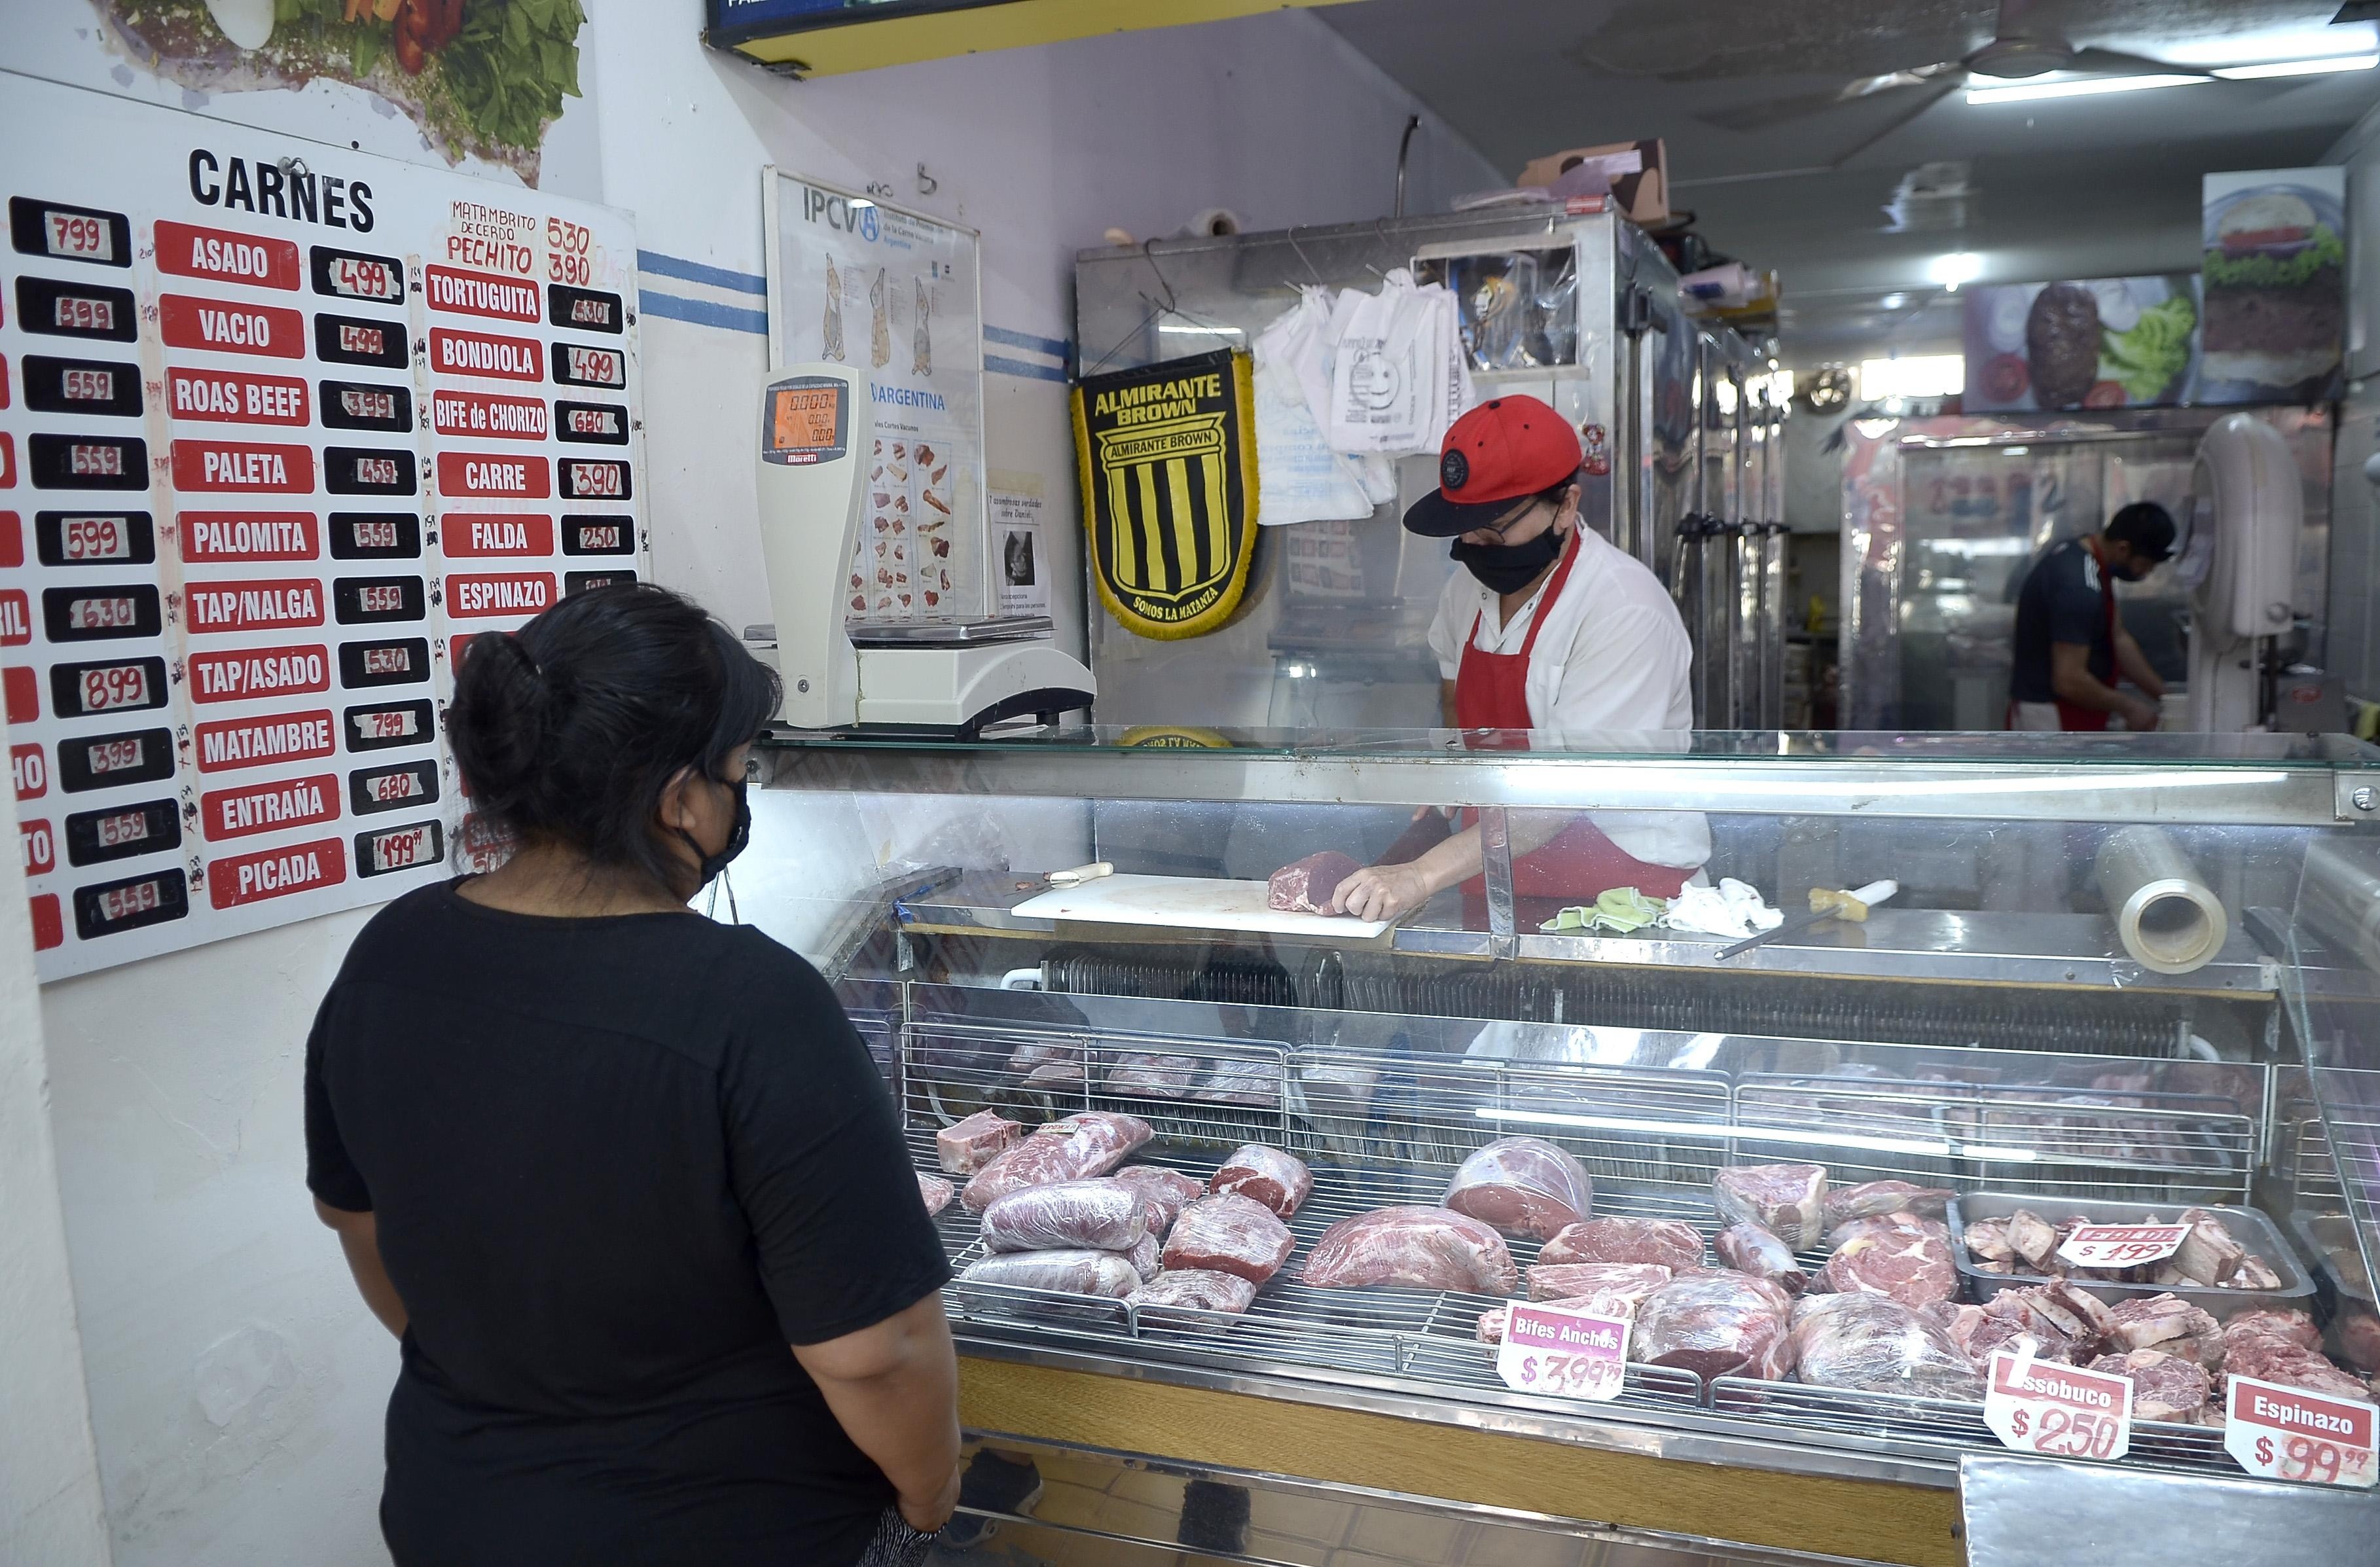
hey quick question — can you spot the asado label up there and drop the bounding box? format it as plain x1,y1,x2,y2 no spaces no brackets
2225,1375,2377,1488
1985,1351,2132,1462
1496,1304,1630,1403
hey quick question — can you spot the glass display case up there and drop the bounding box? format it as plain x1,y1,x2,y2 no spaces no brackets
749,727,2380,1565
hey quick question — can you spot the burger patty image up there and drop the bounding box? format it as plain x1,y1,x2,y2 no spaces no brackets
2203,190,2343,396
2025,283,2101,410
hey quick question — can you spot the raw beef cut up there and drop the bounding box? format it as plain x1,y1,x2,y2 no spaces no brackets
1788,1293,1982,1398
1521,1261,1672,1309
2222,1308,2322,1354
918,1172,955,1217
1267,851,1361,914
2173,1208,2246,1285
1129,1269,1258,1327
1106,1053,1200,1098
961,1111,1154,1212
2230,1255,2282,1290
1115,1166,1206,1231
2337,1313,2380,1375
959,1249,1142,1299
1716,1223,1807,1295
1822,1180,1953,1229
1712,1164,1828,1250
2087,1350,2213,1422
1820,1215,1956,1307
2222,1342,2373,1401
2003,1210,2060,1272
936,1109,1022,1174
2106,1294,2224,1365
1210,1145,1314,1217
982,1179,1149,1253
1162,1193,1297,1284
1008,1041,1087,1087
1947,1282,2116,1368
1539,1217,1704,1272
1634,1269,1795,1381
1303,1206,1519,1295
1195,1058,1283,1108
1441,1137,1595,1241
1126,1231,1163,1282
1826,1212,1938,1252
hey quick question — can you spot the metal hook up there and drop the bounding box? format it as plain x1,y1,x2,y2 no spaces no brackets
1138,239,1180,315
1285,226,1326,288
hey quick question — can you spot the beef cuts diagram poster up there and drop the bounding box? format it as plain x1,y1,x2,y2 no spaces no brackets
2,75,647,979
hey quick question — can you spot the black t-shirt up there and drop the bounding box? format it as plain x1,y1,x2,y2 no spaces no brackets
2010,537,2114,704
304,882,949,1567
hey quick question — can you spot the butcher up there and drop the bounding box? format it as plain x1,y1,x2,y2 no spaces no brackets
2007,503,2174,732
1330,394,1709,924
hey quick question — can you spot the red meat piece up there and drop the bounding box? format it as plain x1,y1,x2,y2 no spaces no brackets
1712,1164,1827,1250
1208,1145,1313,1217
935,1109,1021,1175
918,1172,954,1217
981,1179,1149,1254
1267,852,1360,914
1302,1206,1519,1295
1115,1166,1206,1232
1716,1223,1807,1295
1634,1269,1795,1381
1820,1216,1957,1308
1523,1261,1672,1308
960,1112,1153,1212
1539,1217,1704,1272
1442,1136,1595,1241
1130,1269,1259,1327
1822,1180,1953,1229
1161,1194,1296,1284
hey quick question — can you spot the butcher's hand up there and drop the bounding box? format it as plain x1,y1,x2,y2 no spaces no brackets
1332,863,1433,923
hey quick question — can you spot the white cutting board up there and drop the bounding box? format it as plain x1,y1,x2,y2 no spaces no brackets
1011,873,1390,939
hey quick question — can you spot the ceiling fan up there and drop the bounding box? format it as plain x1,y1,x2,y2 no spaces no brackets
1699,0,2215,166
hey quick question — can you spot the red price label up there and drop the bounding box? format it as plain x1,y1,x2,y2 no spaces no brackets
61,516,127,560
2057,1223,2193,1269
1985,1352,2132,1462
2226,1375,2377,1488
55,295,115,333
80,662,149,712
1495,1304,1630,1403
48,211,114,261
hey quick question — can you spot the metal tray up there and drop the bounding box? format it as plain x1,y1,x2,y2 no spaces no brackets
1945,1193,2314,1318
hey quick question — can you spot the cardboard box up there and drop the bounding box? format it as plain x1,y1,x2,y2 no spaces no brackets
1517,139,1668,226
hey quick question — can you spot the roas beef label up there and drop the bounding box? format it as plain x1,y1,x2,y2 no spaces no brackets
209,835,346,909
154,221,300,291
350,759,439,815
425,266,540,322
76,867,190,937
170,439,315,493
430,327,542,382
437,451,549,499
356,819,442,877
448,571,555,619
180,511,319,562
167,366,310,425
185,577,324,633
562,516,634,555
432,389,548,439
64,799,181,866
187,643,330,704
194,710,335,772
158,293,305,358
443,513,553,558
200,772,340,841
314,312,408,369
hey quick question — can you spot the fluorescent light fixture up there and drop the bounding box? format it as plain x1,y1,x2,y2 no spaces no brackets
1930,252,1981,291
1469,1107,2042,1164
2216,54,2378,79
1879,291,1910,310
1968,73,2206,104
2165,24,2375,67
1156,322,1242,336
1858,354,1964,401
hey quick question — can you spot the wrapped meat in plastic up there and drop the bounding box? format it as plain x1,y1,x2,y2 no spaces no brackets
1194,1058,1282,1108
1822,1180,1952,1229
1115,1166,1205,1232
1441,1136,1595,1240
1523,1261,1672,1308
918,1172,955,1217
1716,1222,1808,1295
1129,1269,1258,1328
981,1178,1149,1253
1268,851,1360,914
936,1109,1021,1174
1126,1231,1163,1282
1789,1292,1982,1398
959,1249,1141,1299
1106,1053,1199,1098
1712,1164,1828,1250
1820,1214,1956,1307
1162,1193,1297,1284
1303,1206,1519,1295
1634,1269,1795,1381
1210,1144,1313,1217
1540,1217,1704,1272
961,1111,1153,1211
1007,1041,1086,1088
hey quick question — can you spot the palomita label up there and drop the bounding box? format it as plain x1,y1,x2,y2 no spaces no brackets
2057,1223,2193,1269
1495,1304,1630,1403
2225,1375,2378,1488
181,511,320,562
1985,1351,2132,1462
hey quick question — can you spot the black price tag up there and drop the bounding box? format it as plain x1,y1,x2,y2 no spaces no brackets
10,196,131,267
333,575,427,624
552,342,625,389
323,446,417,496
565,568,638,597
58,726,175,792
343,697,435,752
23,356,143,417
29,433,147,491
309,245,406,303
561,515,635,556
326,512,422,560
355,818,444,877
338,638,429,689
556,458,630,500
553,400,629,445
318,380,414,433
73,867,190,939
42,583,162,642
64,799,181,867
314,312,408,368
35,511,156,567
16,276,139,342
349,759,440,816
49,655,168,719
547,284,623,333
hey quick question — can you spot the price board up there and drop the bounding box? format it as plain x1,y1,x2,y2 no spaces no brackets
1494,1303,1631,1403
1,77,649,979
2224,1375,2379,1488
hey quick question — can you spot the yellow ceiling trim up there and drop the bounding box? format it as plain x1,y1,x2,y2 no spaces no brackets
717,0,1363,77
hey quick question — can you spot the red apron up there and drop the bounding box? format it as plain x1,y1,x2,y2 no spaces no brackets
1454,535,1695,902
2006,539,2119,732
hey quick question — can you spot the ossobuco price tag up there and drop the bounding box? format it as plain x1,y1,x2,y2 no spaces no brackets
1984,1350,2132,1462
2224,1375,2378,1488
2056,1223,2192,1269
1495,1303,1629,1403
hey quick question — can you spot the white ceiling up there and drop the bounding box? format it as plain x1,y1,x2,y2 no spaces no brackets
1320,0,2380,362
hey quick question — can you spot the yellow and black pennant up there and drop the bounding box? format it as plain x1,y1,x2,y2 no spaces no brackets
1072,348,1258,640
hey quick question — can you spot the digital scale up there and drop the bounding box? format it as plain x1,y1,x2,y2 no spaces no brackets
751,364,1094,734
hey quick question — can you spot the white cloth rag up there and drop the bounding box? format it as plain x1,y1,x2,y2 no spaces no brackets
1658,878,1783,940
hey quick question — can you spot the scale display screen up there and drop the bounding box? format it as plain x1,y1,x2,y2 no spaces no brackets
763,378,848,466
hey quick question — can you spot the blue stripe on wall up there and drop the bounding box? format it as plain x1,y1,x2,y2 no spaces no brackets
636,249,770,296
985,353,1071,384
641,290,770,335
984,324,1072,361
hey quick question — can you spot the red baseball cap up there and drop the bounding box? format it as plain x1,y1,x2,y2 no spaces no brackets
1401,395,1583,537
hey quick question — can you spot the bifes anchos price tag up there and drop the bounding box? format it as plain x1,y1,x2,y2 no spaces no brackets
2056,1223,2192,1269
1495,1303,1629,1403
2225,1375,2378,1488
1985,1350,2132,1461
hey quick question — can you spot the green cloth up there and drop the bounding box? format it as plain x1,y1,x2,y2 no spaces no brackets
1541,887,1666,934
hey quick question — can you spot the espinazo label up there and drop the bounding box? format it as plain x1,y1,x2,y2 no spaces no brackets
42,583,162,642
200,772,340,841
430,327,542,382
350,759,439,816
75,867,190,938
356,818,443,877
344,697,433,752
167,365,308,425
561,515,634,555
333,577,427,625
194,709,336,772
208,835,347,909
187,643,329,704
16,277,138,342
180,511,319,562
548,284,622,333
437,451,549,498
65,798,182,865
442,513,553,558
36,511,156,567
318,380,413,433
185,577,324,633
159,293,305,359
338,638,429,689
425,266,539,323
446,571,554,619
314,312,408,369
154,221,300,291
58,727,174,792
170,438,314,494
323,446,417,496
554,401,628,444
431,389,547,440
327,513,422,560
26,356,145,418
31,433,149,491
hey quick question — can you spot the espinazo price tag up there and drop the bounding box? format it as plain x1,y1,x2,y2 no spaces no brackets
2056,1223,2192,1269
1496,1304,1629,1403
1984,1351,2132,1462
2225,1375,2378,1488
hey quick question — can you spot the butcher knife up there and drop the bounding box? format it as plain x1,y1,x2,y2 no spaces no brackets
1712,880,1899,962
1013,861,1115,893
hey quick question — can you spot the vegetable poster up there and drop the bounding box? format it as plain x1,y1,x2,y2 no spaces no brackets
1961,275,2201,413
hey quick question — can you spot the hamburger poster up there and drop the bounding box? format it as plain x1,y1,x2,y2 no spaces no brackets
2198,168,2347,406
1962,275,2201,412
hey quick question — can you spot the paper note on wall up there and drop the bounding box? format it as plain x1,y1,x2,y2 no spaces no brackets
992,482,1049,616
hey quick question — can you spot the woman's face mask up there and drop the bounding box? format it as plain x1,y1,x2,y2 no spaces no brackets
675,766,751,886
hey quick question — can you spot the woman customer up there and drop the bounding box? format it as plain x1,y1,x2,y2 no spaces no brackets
306,583,958,1566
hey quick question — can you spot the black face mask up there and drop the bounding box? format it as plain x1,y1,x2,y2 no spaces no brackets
1451,528,1562,594
677,776,751,886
